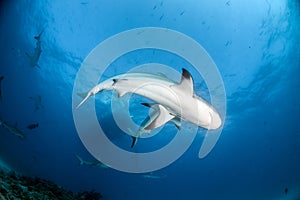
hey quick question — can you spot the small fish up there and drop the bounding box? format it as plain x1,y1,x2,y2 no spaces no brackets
27,123,39,130
159,14,164,21
0,76,4,101
285,188,288,195
180,11,185,16
225,40,232,47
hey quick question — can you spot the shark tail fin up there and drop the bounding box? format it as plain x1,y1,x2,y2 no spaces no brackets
34,29,44,40
77,92,88,99
76,91,93,109
76,154,84,165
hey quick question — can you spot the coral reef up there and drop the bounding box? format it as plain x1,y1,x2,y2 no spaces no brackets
0,169,102,200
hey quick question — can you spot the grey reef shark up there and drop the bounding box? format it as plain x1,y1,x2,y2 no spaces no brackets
0,118,25,139
75,154,109,169
26,30,44,68
142,173,166,179
76,68,222,147
29,95,43,111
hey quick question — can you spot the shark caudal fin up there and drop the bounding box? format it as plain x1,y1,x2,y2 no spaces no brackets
76,91,93,109
75,154,85,165
76,82,109,109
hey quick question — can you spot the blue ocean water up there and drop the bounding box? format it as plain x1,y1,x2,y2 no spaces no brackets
0,0,299,199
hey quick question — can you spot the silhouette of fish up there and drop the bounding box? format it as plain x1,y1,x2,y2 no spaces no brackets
0,119,25,139
29,95,43,111
26,30,44,68
27,123,39,130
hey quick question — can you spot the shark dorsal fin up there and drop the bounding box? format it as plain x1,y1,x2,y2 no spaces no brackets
172,68,194,96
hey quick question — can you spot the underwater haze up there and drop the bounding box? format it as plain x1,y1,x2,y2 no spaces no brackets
0,0,300,199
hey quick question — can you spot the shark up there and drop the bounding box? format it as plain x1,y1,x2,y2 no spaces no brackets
26,30,43,68
29,95,43,111
75,154,109,169
0,118,25,139
76,68,222,147
142,172,166,179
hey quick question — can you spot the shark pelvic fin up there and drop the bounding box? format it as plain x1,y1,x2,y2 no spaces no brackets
144,105,174,130
75,154,85,165
172,68,194,96
141,102,157,109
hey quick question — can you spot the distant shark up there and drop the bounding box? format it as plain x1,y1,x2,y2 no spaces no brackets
77,69,222,147
142,173,166,179
26,30,43,68
29,95,43,111
0,118,25,139
75,154,109,169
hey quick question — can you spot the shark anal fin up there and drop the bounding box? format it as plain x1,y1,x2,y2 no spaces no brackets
171,68,194,96
144,105,174,130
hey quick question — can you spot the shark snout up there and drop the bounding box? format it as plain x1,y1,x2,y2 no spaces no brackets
208,109,222,130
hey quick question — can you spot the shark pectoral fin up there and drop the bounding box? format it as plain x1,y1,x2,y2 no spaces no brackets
171,68,194,96
144,105,174,130
171,117,181,130
127,128,139,148
131,136,138,148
